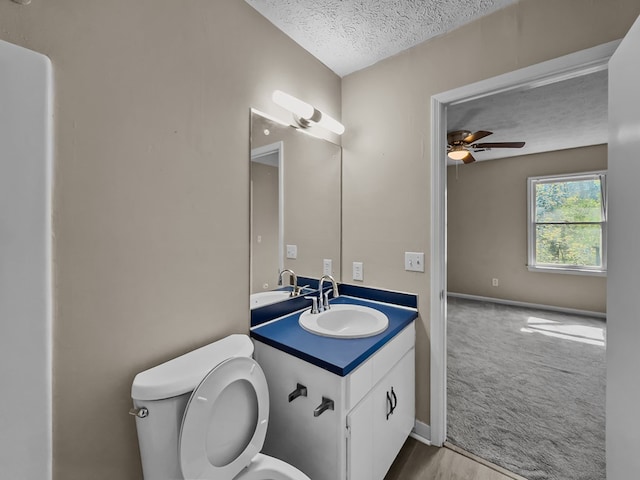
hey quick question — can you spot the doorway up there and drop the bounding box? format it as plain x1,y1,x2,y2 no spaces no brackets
429,40,619,447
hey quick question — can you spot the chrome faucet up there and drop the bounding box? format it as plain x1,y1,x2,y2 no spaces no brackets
278,269,298,297
318,274,339,311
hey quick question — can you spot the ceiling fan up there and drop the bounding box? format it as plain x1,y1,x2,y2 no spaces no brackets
447,130,525,164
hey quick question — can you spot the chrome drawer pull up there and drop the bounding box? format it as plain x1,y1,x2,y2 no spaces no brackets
288,383,308,402
314,397,334,417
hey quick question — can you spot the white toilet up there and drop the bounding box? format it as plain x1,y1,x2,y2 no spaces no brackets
130,334,310,480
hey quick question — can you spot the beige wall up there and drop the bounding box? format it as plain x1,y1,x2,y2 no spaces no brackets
2,0,639,477
0,1,340,479
447,145,607,313
341,0,640,425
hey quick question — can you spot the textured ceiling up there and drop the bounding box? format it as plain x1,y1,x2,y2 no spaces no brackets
245,0,518,77
246,0,608,162
447,69,608,163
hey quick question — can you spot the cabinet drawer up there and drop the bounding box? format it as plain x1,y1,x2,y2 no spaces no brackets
347,322,415,410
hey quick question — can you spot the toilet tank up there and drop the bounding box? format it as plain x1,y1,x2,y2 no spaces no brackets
131,334,254,479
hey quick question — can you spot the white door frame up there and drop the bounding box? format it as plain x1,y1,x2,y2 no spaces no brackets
251,140,285,287
0,40,53,480
429,40,620,446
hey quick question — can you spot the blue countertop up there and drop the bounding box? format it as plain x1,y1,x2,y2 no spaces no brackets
250,296,418,376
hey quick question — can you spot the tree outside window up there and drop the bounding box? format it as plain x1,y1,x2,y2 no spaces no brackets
528,172,607,275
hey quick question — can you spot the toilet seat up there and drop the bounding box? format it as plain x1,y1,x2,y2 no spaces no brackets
179,356,269,480
236,453,311,480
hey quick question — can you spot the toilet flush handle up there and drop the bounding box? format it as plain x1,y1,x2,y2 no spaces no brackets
129,407,148,418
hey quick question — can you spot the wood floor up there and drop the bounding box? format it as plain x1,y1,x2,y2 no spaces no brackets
384,438,519,480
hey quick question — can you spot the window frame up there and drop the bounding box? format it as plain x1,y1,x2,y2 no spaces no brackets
527,170,607,276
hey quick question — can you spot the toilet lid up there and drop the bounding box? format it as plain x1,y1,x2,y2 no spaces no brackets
179,356,269,480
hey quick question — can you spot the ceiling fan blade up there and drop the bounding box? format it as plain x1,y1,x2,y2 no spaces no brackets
462,152,476,164
463,130,492,144
473,141,525,149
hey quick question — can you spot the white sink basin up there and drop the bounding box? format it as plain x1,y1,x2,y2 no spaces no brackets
250,290,291,309
299,304,389,338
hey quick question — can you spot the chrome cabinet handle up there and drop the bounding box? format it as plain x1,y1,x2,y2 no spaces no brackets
314,397,334,417
390,387,398,414
288,383,308,402
386,387,398,420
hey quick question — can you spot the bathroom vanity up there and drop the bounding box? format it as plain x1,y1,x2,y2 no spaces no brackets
251,295,417,480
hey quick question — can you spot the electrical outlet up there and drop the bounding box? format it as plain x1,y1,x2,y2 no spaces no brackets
286,244,297,259
492,278,499,287
405,252,425,272
323,259,332,275
353,262,363,281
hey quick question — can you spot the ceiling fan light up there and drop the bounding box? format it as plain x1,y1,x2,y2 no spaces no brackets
448,149,469,160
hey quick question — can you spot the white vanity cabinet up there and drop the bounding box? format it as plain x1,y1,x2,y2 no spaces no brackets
253,322,415,480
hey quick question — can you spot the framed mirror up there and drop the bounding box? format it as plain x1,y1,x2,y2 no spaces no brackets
250,110,341,308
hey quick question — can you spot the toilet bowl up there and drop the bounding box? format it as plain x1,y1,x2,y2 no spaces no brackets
130,334,310,480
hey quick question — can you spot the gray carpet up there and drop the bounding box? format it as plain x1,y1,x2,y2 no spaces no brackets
447,297,606,480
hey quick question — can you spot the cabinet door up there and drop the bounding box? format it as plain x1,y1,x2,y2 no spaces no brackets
346,391,374,480
347,348,415,480
373,348,415,479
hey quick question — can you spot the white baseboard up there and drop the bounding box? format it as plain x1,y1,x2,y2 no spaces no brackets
447,292,606,319
410,420,431,446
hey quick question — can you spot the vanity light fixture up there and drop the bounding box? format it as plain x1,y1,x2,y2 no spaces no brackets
272,90,345,135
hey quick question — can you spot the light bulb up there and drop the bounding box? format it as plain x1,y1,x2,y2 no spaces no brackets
315,112,346,135
272,90,314,119
272,90,345,135
448,149,469,160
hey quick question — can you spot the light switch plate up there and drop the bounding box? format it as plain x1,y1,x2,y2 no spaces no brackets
286,244,297,259
405,252,425,272
353,261,363,281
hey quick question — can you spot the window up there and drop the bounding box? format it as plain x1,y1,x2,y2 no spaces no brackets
528,171,607,275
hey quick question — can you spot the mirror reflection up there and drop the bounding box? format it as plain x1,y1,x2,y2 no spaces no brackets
250,110,341,308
